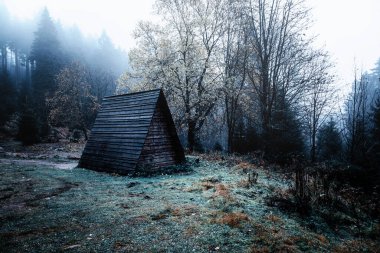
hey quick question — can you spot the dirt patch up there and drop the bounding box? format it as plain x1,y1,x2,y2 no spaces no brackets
0,158,77,170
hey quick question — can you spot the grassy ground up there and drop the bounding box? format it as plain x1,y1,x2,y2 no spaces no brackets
0,150,379,252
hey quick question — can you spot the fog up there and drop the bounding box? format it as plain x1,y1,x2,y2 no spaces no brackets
0,0,379,159
2,0,380,86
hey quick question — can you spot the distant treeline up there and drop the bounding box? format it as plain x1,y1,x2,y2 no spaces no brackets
0,5,128,144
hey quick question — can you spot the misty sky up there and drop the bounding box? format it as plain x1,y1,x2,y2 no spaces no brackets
2,0,380,90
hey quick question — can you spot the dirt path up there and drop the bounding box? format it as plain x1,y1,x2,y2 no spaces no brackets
0,158,78,170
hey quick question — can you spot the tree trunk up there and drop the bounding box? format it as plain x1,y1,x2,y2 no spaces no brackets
1,45,7,73
226,96,233,153
311,131,316,162
81,127,88,141
26,58,30,87
311,98,317,163
227,127,234,153
187,120,196,153
15,49,19,85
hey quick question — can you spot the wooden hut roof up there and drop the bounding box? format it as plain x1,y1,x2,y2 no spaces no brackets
79,89,184,175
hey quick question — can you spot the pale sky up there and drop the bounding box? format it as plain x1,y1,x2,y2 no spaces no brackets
2,0,380,89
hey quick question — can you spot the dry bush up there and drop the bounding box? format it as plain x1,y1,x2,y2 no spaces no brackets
184,225,198,236
197,152,225,162
332,239,379,253
237,179,252,188
198,152,250,167
183,186,201,192
250,222,325,252
151,212,168,220
185,177,222,192
248,171,258,184
233,162,259,188
267,214,282,223
215,212,250,228
200,181,215,190
316,234,328,245
213,183,233,201
171,208,181,216
151,206,173,220
250,246,270,253
170,205,199,217
234,162,255,170
233,162,258,174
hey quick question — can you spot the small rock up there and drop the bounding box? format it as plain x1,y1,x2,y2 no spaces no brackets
63,244,81,250
127,182,140,188
201,176,221,183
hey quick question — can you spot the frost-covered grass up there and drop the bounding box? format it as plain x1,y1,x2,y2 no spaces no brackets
0,156,378,252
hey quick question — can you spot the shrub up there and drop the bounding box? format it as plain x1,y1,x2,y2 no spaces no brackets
213,142,223,151
215,212,250,228
17,108,39,145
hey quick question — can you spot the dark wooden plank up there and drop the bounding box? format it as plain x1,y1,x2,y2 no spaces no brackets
81,153,140,164
96,108,156,117
85,139,145,146
85,137,147,144
90,130,149,135
79,159,136,172
101,95,159,107
103,89,160,102
94,115,152,121
82,150,141,160
100,102,157,112
84,142,144,150
88,132,148,138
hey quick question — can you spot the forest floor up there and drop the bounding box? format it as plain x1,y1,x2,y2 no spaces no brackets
0,141,379,252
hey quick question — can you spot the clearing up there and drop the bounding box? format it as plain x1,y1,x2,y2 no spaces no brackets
0,143,379,252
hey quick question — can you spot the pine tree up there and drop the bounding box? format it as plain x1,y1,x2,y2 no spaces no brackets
265,96,304,161
30,8,63,136
17,108,39,145
367,96,380,167
317,120,342,161
372,97,380,142
0,72,17,126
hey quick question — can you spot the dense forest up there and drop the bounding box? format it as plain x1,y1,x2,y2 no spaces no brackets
1,1,380,251
1,0,380,169
0,4,128,144
118,0,380,169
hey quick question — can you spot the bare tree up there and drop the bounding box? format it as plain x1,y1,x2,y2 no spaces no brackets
119,0,226,151
301,52,335,162
220,0,250,152
245,0,333,153
120,0,334,154
343,67,370,164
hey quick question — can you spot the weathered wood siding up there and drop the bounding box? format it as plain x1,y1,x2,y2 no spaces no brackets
78,89,185,175
138,95,185,172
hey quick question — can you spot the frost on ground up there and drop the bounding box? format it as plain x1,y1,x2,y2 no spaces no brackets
0,152,379,252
